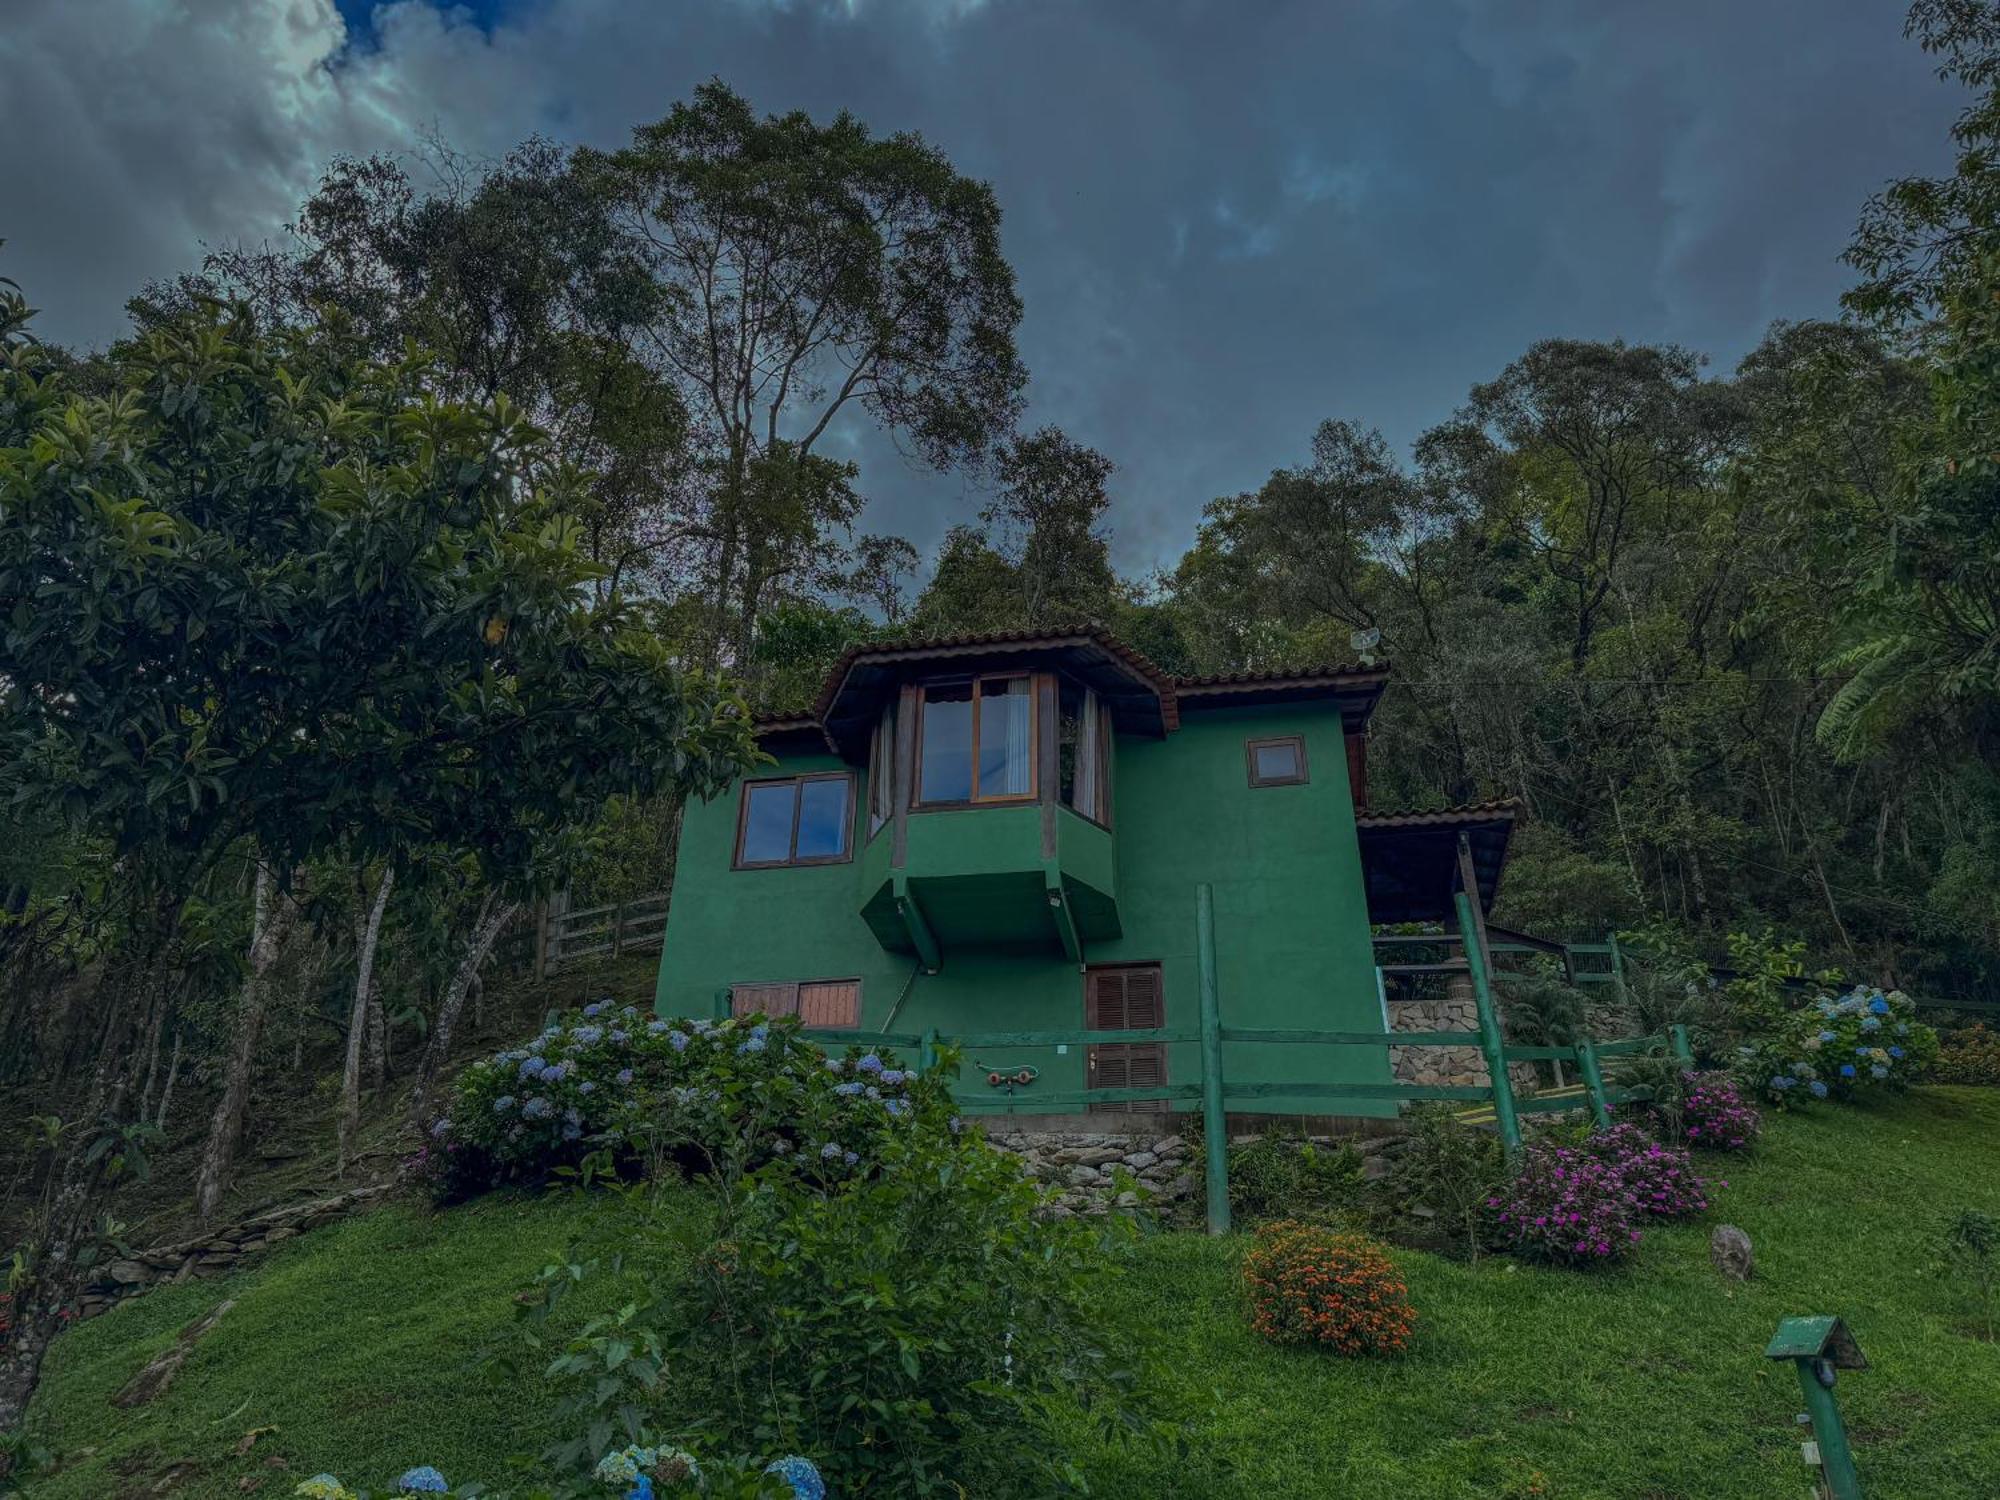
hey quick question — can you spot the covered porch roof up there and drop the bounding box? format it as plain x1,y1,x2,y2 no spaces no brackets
1355,799,1520,923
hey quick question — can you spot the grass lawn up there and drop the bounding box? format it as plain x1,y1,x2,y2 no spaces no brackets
22,1088,2000,1498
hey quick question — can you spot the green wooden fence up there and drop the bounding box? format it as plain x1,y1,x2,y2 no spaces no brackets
771,874,1691,1235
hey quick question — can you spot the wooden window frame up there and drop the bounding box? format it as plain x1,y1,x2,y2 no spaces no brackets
913,670,1041,808
1245,734,1309,788
731,772,856,870
728,976,863,1029
1057,680,1114,832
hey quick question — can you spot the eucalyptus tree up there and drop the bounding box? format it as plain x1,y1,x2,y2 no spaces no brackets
0,297,756,1434
579,80,1027,670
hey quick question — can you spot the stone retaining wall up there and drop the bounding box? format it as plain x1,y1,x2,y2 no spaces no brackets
982,1124,1412,1216
74,1183,391,1320
1388,975,1536,1093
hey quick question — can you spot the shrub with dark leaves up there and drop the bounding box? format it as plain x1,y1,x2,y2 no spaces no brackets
1487,1140,1644,1266
1678,1070,1761,1151
1578,1124,1714,1219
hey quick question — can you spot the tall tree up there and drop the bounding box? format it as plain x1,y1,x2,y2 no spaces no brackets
979,425,1119,628
580,80,1028,669
1847,0,2000,328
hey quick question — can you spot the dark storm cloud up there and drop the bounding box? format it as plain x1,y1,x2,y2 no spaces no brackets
0,0,1959,571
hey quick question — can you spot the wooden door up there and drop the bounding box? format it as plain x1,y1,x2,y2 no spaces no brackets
1084,964,1166,1114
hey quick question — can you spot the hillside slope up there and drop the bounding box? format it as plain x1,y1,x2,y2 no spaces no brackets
19,1089,2000,1499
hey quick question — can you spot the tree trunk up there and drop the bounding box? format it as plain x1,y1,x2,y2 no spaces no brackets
338,868,394,1177
0,925,168,1442
366,985,387,1090
155,1031,182,1132
408,894,518,1133
193,866,300,1224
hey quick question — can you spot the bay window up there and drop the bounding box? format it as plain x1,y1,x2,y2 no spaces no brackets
916,673,1036,804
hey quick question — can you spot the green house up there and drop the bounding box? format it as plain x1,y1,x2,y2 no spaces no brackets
654,628,1514,1119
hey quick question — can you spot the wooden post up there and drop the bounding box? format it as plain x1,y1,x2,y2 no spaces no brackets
532,899,549,983
1196,883,1230,1236
611,897,624,960
1455,835,1521,1156
1576,1037,1613,1131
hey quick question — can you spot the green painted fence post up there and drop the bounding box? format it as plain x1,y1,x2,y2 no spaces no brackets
1608,931,1629,1007
712,988,732,1022
1576,1037,1613,1131
1454,888,1522,1155
1669,1023,1694,1067
1196,883,1230,1236
919,1027,939,1074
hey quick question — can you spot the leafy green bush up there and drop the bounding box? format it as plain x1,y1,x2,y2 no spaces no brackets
522,1061,1151,1497
1933,1022,2000,1086
1747,986,1939,1105
419,1006,942,1198
1936,1208,2000,1341
1381,1105,1508,1261
1203,1130,1369,1227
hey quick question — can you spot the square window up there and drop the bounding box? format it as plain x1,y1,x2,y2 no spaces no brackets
733,774,854,867
1246,735,1308,787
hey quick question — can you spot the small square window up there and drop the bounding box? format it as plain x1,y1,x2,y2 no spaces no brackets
1246,735,1308,787
733,774,854,868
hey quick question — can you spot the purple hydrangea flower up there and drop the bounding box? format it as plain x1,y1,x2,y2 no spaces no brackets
522,1097,554,1120
583,1001,605,1018
669,1031,690,1052
493,1095,516,1114
616,1068,634,1085
820,1142,842,1160
857,1053,884,1075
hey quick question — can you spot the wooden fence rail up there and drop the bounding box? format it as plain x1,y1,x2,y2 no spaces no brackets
535,891,673,977
776,865,1692,1236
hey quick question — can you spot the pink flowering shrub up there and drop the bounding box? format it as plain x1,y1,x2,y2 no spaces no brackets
1579,1124,1713,1218
1678,1071,1761,1151
1487,1141,1643,1266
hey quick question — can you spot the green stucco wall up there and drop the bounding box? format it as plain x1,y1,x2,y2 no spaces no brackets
654,700,1390,1116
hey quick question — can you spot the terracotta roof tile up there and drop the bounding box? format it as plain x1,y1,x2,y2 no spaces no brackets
1355,798,1523,829
809,625,1176,723
1172,661,1386,689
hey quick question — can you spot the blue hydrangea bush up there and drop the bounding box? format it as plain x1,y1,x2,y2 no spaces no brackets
418,1004,948,1199
1748,986,1939,1106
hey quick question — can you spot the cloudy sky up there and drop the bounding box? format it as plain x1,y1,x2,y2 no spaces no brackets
1,0,1959,571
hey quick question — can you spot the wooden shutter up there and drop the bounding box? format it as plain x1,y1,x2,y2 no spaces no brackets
798,979,861,1029
1085,964,1166,1114
731,982,797,1019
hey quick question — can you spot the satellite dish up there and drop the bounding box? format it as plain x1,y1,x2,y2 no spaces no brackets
1350,627,1381,661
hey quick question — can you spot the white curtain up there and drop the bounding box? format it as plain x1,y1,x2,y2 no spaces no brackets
1003,678,1032,795
869,702,894,832
1074,689,1101,819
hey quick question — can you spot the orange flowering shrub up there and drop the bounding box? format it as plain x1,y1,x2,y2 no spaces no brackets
1241,1221,1415,1355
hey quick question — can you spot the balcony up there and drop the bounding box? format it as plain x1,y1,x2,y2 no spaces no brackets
858,803,1118,969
